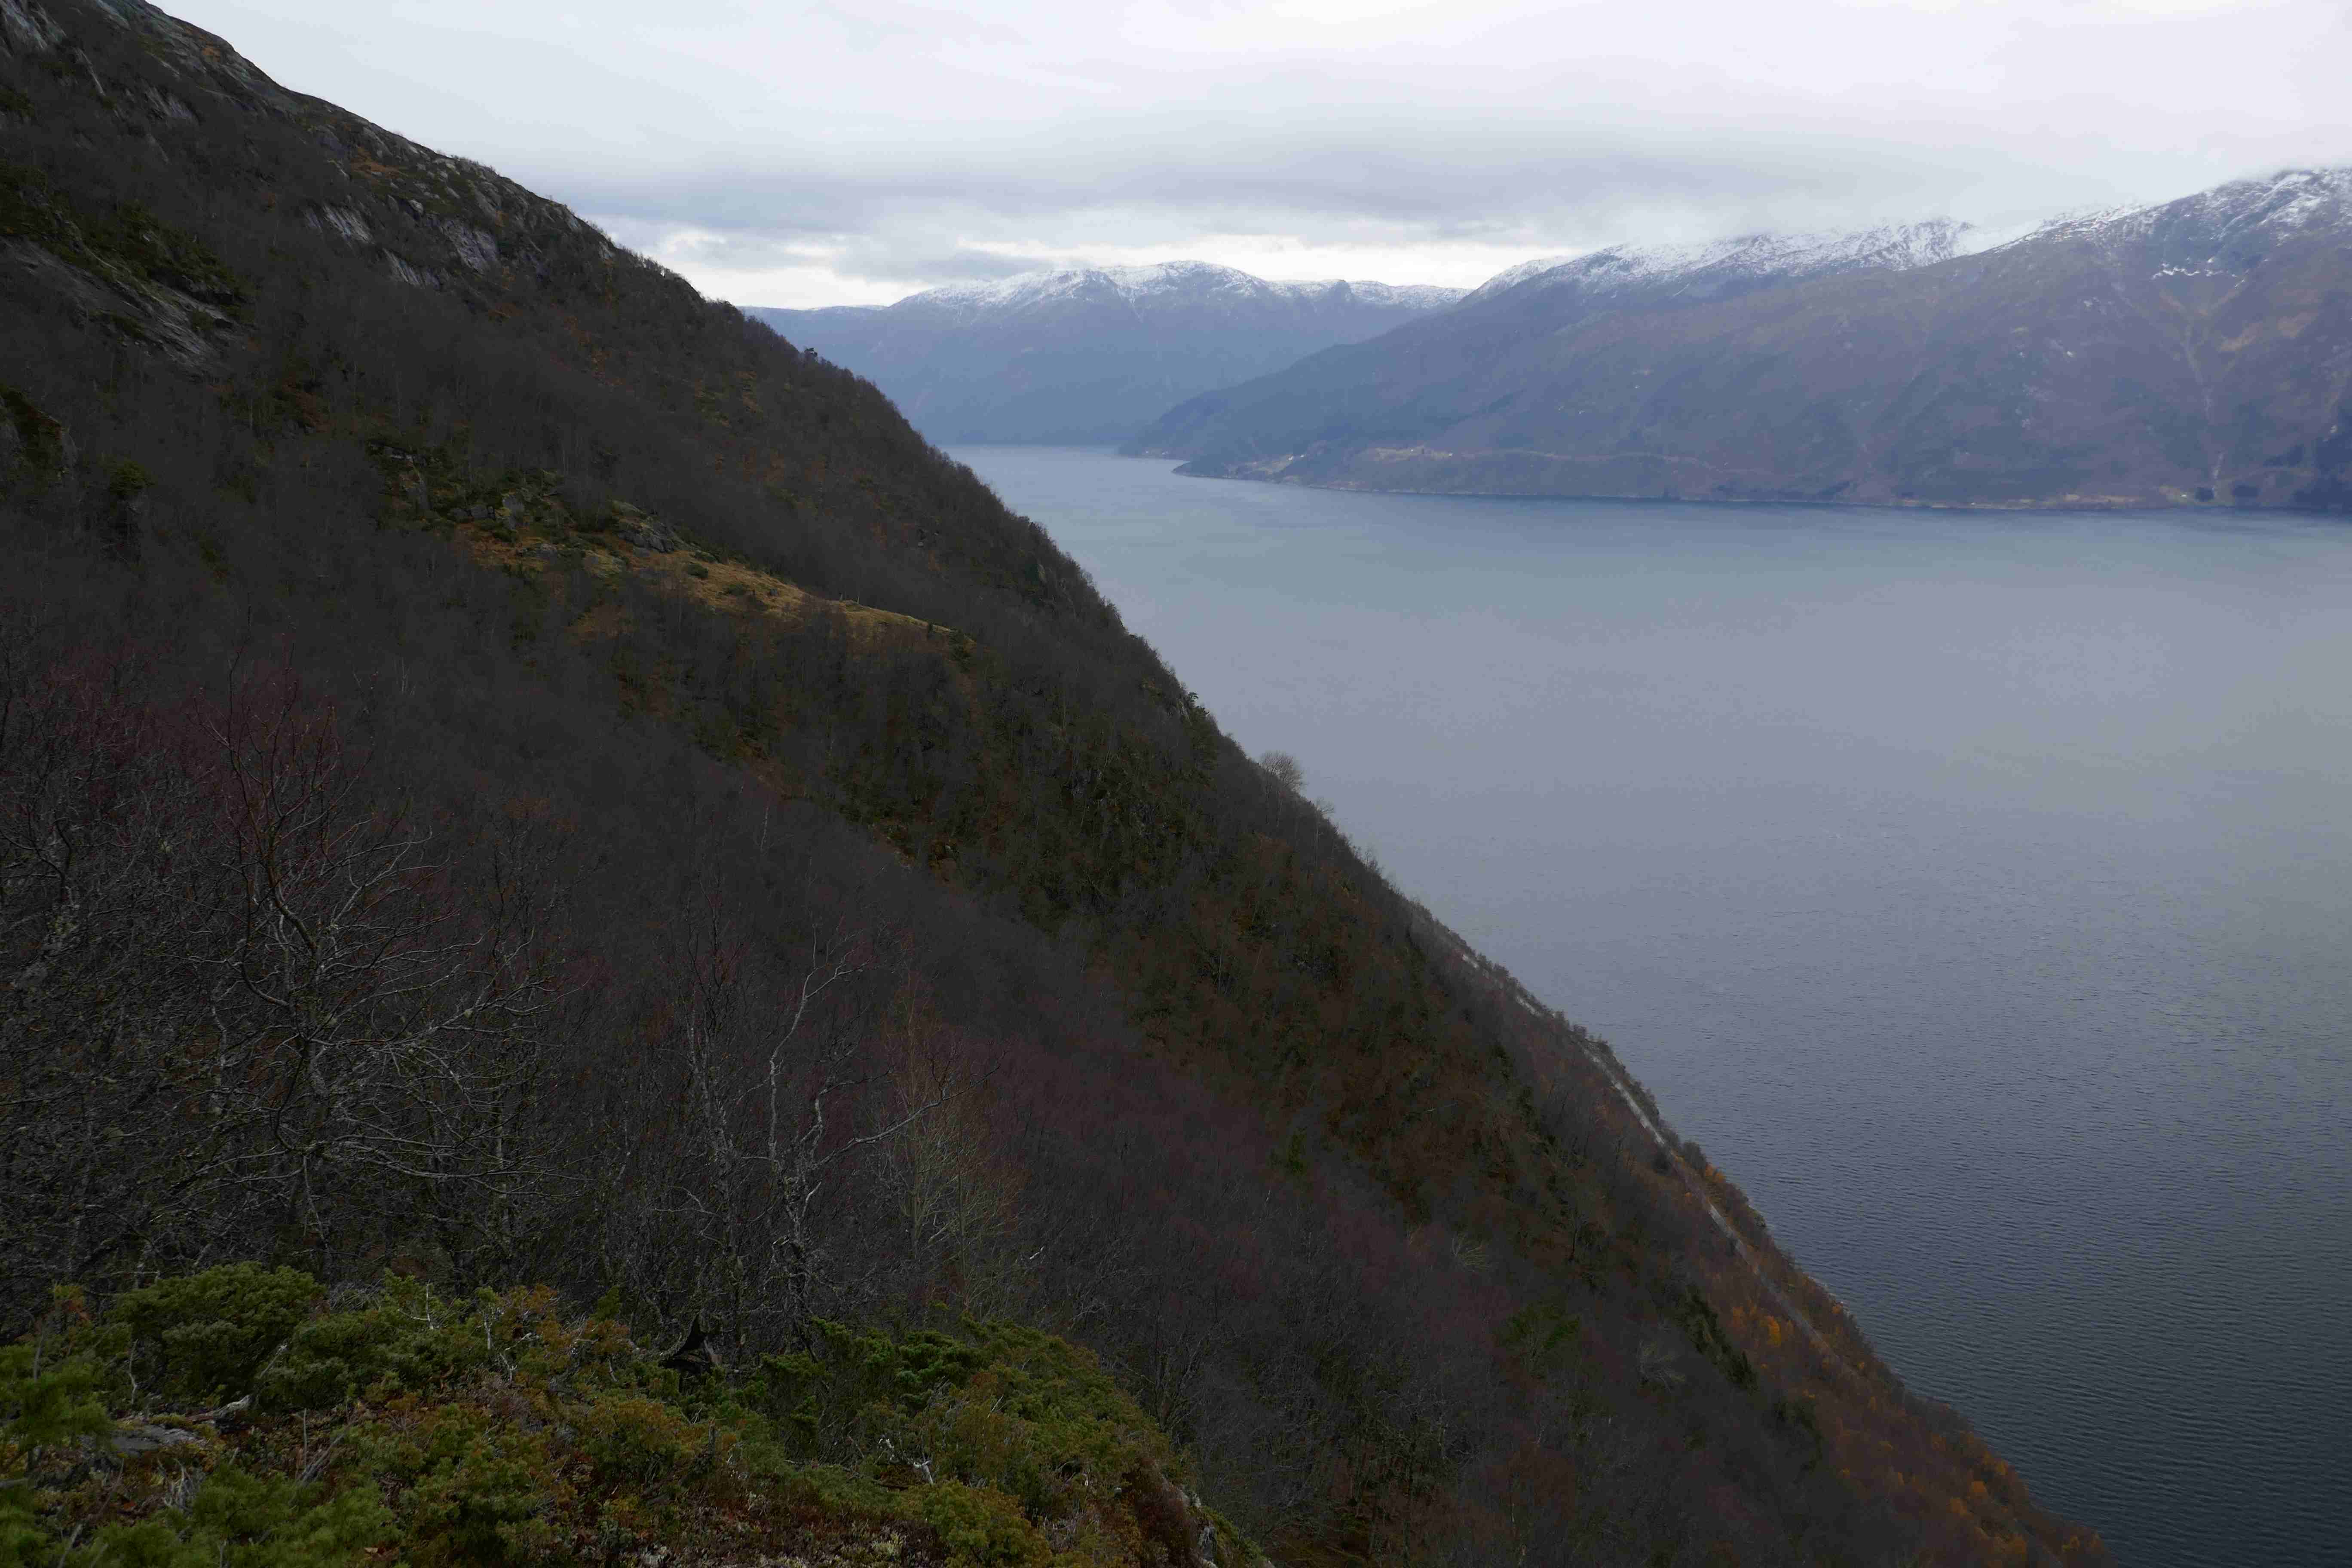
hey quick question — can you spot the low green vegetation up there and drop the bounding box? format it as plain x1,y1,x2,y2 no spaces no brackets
3,1266,1247,1568
0,384,70,481
0,162,244,306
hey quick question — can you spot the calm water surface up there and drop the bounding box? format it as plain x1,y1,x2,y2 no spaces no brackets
948,445,2352,1568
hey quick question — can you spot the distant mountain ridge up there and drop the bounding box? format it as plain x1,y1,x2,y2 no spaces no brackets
1129,172,2352,511
746,260,1463,444
913,259,1460,317
1460,218,1983,305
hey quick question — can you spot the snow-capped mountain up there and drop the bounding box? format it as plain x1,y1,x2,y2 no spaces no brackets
909,260,1460,320
1129,168,2352,513
1463,218,1979,306
743,262,1463,445
2015,166,2352,252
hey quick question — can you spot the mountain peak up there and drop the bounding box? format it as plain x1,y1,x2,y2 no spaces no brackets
745,261,1464,443
2001,164,2352,263
1468,217,1979,305
903,259,1463,319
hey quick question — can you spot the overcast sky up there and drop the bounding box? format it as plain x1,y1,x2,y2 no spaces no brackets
168,0,2352,307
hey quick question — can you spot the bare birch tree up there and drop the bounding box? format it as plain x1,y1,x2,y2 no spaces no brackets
0,662,566,1316
631,894,958,1358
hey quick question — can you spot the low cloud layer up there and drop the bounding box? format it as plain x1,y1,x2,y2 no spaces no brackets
175,0,2352,304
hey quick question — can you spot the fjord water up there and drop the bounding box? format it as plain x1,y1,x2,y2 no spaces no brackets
949,446,2352,1567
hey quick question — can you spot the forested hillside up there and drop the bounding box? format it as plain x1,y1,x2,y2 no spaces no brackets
1,3,2105,1563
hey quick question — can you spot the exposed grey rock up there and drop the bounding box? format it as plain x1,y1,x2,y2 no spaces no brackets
138,82,190,121
1,237,233,369
437,218,498,274
384,251,436,288
611,502,681,553
305,204,371,246
107,1422,198,1456
0,0,65,52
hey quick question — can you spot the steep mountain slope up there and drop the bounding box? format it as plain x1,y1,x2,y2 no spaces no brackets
748,263,1462,444
2,3,2106,1564
1131,184,2352,511
1124,222,1976,469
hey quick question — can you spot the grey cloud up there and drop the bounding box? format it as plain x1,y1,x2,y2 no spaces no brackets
818,244,1066,285
808,0,1028,50
168,0,2352,301
623,222,1057,288
552,107,2131,269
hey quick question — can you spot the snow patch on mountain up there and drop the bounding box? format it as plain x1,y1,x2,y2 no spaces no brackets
1467,219,1979,306
901,260,1462,321
1987,166,2352,260
1458,167,2352,306
1457,176,2350,308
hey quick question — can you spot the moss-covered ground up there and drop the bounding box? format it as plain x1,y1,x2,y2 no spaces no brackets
3,1267,1251,1568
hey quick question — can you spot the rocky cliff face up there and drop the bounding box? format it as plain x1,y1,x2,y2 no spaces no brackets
747,261,1462,444
1131,178,2352,511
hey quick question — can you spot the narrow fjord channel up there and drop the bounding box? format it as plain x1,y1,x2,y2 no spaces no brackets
950,445,2352,1568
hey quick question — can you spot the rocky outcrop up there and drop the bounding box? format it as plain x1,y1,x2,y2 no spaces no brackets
610,501,684,554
